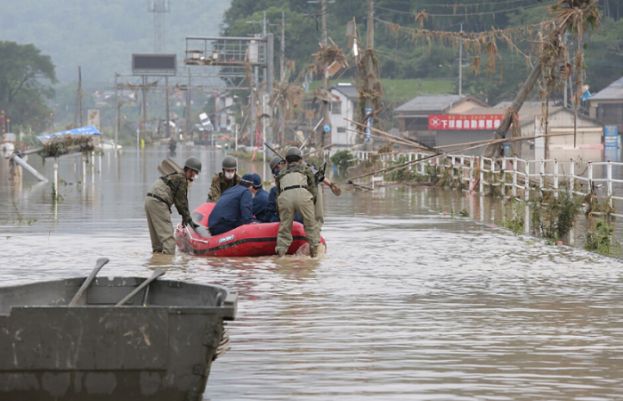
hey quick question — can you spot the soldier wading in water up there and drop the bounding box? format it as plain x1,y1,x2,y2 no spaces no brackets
275,147,320,257
145,157,201,254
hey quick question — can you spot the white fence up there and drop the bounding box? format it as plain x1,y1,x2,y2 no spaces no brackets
351,151,623,216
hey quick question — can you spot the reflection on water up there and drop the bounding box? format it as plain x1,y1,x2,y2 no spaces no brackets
1,148,623,400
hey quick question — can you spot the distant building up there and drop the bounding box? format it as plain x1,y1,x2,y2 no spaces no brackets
588,76,623,133
495,101,603,161
329,83,359,151
394,94,490,151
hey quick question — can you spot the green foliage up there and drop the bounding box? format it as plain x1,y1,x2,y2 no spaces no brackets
384,156,418,182
502,200,525,235
585,18,623,94
584,217,620,256
532,192,582,242
222,0,623,104
0,41,56,132
330,150,354,177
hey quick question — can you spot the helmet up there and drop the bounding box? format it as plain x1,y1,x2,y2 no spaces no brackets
269,156,283,170
184,157,202,173
222,156,237,169
285,147,302,162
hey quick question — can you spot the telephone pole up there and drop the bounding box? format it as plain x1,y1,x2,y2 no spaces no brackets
279,11,286,145
364,0,375,148
458,23,463,97
114,73,119,152
320,0,329,154
75,66,83,127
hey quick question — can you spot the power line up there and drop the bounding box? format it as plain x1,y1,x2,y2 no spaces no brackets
375,1,549,18
380,0,550,10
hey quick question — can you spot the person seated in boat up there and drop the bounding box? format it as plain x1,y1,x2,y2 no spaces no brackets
208,156,241,202
275,147,319,257
249,173,270,222
263,156,304,223
145,157,201,254
208,173,257,235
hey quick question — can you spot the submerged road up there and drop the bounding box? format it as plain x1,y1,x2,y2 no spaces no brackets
1,148,622,400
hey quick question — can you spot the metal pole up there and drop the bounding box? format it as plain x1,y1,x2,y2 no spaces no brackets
53,160,59,199
458,23,463,96
186,69,192,137
165,76,171,140
114,73,119,154
524,162,530,201
553,159,559,198
569,159,575,194
141,75,147,145
266,33,274,100
607,161,613,208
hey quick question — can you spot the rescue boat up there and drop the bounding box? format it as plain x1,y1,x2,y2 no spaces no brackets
174,202,326,257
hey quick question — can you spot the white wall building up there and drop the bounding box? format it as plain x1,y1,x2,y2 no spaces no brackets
329,83,359,151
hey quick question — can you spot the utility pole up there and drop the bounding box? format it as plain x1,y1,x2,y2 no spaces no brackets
141,75,148,145
366,0,374,49
75,66,83,127
186,69,192,137
279,11,286,145
149,0,170,52
363,0,375,148
320,0,329,154
165,76,170,139
458,23,463,97
114,73,119,152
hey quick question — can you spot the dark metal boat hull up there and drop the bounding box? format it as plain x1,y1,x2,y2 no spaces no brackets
0,277,236,401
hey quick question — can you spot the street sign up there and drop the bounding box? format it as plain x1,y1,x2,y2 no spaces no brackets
132,54,177,76
428,114,503,130
604,125,619,149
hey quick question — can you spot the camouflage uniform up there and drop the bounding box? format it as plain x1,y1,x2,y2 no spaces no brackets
207,172,241,202
275,161,319,255
145,172,192,254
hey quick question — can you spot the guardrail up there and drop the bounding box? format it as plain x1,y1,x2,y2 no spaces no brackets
351,151,623,216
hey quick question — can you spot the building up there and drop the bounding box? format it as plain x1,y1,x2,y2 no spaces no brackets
588,76,623,134
495,101,604,161
328,83,359,151
394,95,487,147
394,94,491,151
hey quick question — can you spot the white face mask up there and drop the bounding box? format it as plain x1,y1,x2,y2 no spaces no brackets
224,171,235,180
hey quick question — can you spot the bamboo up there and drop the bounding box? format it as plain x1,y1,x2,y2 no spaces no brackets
347,132,575,181
346,118,433,151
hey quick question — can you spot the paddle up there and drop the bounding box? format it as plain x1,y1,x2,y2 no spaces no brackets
68,257,110,306
115,269,166,306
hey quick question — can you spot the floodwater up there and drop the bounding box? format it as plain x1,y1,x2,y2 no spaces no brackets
1,147,622,401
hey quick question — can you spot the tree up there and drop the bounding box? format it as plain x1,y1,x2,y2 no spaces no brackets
0,41,57,132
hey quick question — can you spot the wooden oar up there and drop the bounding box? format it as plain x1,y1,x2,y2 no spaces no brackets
115,269,166,307
68,257,110,306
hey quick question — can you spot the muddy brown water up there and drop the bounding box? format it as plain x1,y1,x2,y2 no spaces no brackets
1,147,622,400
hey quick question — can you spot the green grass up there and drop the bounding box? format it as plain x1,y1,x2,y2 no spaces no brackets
380,79,455,104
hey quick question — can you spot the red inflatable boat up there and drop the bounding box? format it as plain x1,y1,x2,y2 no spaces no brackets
175,202,326,257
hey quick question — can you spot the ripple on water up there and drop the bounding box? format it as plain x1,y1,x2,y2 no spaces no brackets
1,153,622,400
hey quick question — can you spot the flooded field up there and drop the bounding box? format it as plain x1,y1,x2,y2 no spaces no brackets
1,147,622,400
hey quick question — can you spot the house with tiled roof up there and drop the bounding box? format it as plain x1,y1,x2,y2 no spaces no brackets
588,76,623,134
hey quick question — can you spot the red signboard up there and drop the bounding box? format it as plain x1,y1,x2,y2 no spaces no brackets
428,114,503,131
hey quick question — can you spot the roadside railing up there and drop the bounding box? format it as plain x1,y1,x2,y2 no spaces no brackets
350,151,623,217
